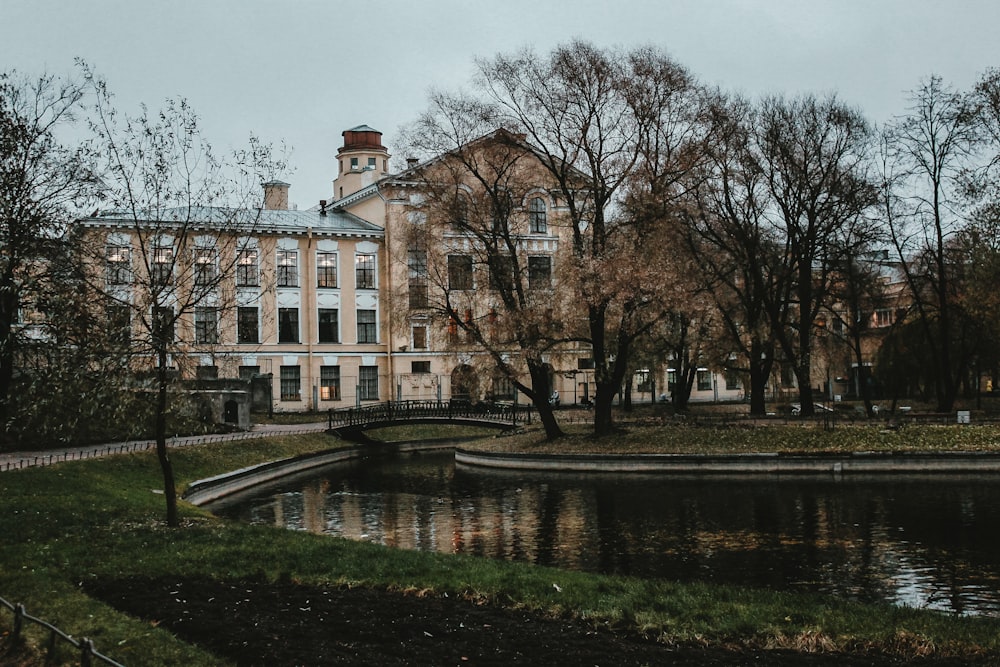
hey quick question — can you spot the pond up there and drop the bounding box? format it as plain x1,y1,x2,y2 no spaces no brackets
207,451,1000,616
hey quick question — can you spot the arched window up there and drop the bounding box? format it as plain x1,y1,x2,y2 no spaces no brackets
528,197,547,233
452,193,469,231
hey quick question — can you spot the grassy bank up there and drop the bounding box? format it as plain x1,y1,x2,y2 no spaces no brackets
2,430,999,664
471,421,1000,455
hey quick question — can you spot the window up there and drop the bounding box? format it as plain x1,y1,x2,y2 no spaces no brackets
280,366,301,401
194,307,218,344
527,256,552,290
448,254,473,290
357,309,377,343
153,306,174,345
237,307,259,344
358,365,379,400
355,254,376,289
238,365,259,380
236,248,259,287
318,308,339,343
873,309,893,328
408,249,428,308
278,307,299,343
151,246,173,286
350,156,359,169
106,304,130,345
317,252,338,288
492,374,516,400
447,317,459,345
697,370,712,392
667,370,677,392
277,250,298,287
411,361,431,374
780,364,795,387
489,255,514,290
636,369,651,393
105,245,131,285
320,366,341,400
367,157,377,168
453,194,469,231
412,324,428,350
196,365,218,380
725,371,741,391
193,248,217,286
529,197,547,233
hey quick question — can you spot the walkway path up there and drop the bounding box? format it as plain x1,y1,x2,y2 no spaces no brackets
0,422,330,472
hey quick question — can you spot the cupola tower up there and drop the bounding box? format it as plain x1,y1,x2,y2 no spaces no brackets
333,125,390,201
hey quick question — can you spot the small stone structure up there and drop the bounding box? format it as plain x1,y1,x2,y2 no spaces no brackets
183,379,252,430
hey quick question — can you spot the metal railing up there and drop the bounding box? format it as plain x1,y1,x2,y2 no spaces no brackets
328,399,530,429
0,595,125,666
1,425,328,472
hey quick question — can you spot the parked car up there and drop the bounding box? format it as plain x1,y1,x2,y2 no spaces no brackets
790,402,835,416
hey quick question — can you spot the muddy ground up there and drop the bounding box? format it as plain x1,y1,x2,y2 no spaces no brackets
73,575,997,666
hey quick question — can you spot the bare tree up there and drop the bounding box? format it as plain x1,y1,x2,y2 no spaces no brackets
884,77,980,412
673,94,781,415
474,41,705,435
399,99,569,439
752,94,878,416
0,68,99,447
86,79,283,526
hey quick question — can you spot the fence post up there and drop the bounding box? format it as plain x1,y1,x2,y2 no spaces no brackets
13,603,24,640
80,637,94,667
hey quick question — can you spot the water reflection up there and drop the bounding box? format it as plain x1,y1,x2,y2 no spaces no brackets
208,452,1000,616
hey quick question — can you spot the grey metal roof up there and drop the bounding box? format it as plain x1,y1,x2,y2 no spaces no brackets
79,205,383,238
346,124,379,133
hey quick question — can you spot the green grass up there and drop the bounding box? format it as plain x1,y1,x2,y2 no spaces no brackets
251,411,329,425
472,421,1000,455
2,430,1000,664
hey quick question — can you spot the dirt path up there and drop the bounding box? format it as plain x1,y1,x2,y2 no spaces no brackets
84,575,988,666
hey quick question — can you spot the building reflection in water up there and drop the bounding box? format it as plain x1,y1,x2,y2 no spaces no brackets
209,453,1000,617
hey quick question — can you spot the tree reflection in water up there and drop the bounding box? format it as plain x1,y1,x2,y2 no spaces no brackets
208,452,1000,617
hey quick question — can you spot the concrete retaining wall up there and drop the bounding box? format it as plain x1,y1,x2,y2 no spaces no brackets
183,441,454,506
455,449,1000,475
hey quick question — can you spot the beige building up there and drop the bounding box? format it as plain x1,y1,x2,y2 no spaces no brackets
81,180,388,412
80,125,592,413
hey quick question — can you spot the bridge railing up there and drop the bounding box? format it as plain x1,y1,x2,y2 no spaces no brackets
328,400,530,429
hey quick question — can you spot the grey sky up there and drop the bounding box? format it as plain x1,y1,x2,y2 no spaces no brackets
3,0,998,206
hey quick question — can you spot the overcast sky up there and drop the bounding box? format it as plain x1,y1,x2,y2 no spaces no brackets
3,0,998,207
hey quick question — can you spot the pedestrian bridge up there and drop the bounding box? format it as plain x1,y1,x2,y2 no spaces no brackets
327,400,529,442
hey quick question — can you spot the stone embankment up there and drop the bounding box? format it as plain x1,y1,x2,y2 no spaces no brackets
455,448,1000,475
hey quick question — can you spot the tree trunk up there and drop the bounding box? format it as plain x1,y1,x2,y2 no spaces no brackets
851,333,875,417
593,381,616,436
0,293,15,448
526,360,563,440
155,349,179,527
796,355,815,417
746,339,772,416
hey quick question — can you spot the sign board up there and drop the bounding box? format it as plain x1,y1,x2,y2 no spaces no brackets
957,410,971,424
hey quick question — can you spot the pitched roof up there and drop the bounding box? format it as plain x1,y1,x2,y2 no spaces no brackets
78,205,383,238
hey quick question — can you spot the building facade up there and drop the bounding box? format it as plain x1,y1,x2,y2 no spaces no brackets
80,125,754,414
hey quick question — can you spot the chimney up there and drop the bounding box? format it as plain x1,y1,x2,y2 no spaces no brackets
262,180,290,210
319,199,327,216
